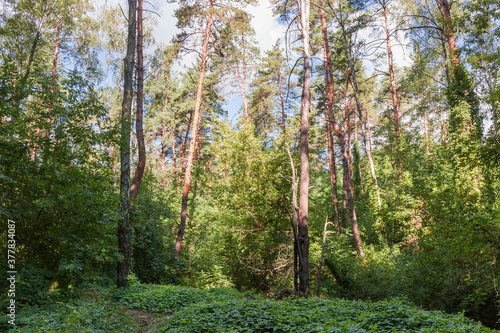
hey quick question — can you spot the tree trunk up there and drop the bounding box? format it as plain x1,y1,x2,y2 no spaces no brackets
45,13,62,146
298,0,311,295
118,0,137,288
130,0,146,203
320,2,339,229
324,2,364,256
176,1,213,257
317,217,335,296
286,148,299,293
336,3,382,207
424,106,430,159
381,0,402,180
342,175,347,228
171,127,177,174
436,0,459,68
347,93,352,178
20,30,41,86
365,110,381,205
335,121,364,257
354,110,363,193
278,71,286,133
236,62,249,122
180,109,193,177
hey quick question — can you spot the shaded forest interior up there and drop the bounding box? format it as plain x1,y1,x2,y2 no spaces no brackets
1,0,500,330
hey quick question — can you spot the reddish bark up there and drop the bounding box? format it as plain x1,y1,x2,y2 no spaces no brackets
436,0,459,68
320,3,339,228
322,0,363,256
176,0,213,257
298,0,311,295
179,109,193,176
381,0,402,180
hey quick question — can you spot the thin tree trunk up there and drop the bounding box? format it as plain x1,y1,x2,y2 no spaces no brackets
180,109,193,176
342,174,347,228
171,127,177,174
354,110,363,193
278,71,286,133
381,0,402,180
118,0,137,288
236,62,249,122
21,30,41,86
44,13,62,149
176,1,213,257
347,95,352,178
365,110,381,206
242,34,249,120
317,217,335,296
324,2,364,255
336,120,364,257
320,2,339,229
336,2,382,207
130,0,146,203
424,107,430,159
298,0,311,295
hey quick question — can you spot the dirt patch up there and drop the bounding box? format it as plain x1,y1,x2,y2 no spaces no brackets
126,309,172,333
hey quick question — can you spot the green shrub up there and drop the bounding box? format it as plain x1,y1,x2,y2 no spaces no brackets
160,298,492,332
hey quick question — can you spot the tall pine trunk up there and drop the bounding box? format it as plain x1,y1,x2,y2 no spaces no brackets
176,1,213,257
320,2,339,228
323,1,364,256
381,0,402,180
118,0,137,288
298,0,311,295
130,0,146,203
437,0,459,68
337,2,382,207
278,71,286,133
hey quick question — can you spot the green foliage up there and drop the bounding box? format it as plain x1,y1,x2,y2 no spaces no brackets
180,122,293,291
7,292,137,333
114,284,247,313
154,289,491,332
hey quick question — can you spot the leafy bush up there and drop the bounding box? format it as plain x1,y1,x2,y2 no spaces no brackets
114,284,246,313
160,298,492,332
114,284,491,332
8,294,136,333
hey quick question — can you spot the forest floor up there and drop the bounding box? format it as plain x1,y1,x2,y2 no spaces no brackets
5,283,495,332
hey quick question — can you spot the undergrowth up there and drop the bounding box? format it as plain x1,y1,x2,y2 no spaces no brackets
7,283,494,332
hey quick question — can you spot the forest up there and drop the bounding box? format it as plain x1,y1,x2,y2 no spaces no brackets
1,0,500,331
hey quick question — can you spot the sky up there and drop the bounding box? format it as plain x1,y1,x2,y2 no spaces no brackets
149,0,285,121
104,0,410,121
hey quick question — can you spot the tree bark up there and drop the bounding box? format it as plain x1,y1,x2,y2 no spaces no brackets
324,3,364,256
46,12,62,145
424,106,430,159
298,0,311,295
278,71,286,133
130,0,146,203
436,0,459,68
381,0,402,180
336,3,382,207
236,62,249,122
320,2,339,229
180,109,193,176
176,0,213,257
118,0,137,288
